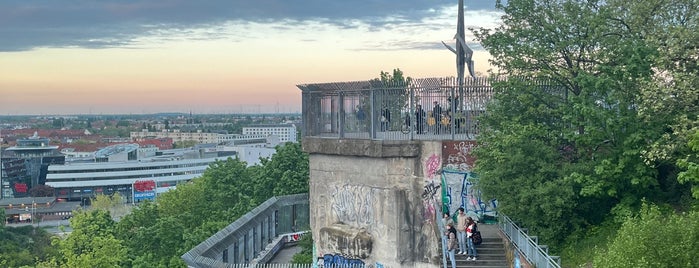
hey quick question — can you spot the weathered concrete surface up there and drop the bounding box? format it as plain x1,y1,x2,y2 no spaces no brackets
304,137,442,267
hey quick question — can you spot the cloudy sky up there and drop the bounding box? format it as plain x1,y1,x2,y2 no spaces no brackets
0,0,502,115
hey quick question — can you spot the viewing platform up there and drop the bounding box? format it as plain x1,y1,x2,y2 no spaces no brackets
297,76,500,141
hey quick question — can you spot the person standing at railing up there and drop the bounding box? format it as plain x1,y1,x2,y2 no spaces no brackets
432,101,443,134
415,105,426,134
380,106,391,131
466,217,479,261
356,105,366,131
446,222,458,268
456,208,468,255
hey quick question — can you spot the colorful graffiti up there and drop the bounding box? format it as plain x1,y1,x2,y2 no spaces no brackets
425,154,442,178
442,171,497,221
442,141,477,172
320,253,366,267
283,231,307,243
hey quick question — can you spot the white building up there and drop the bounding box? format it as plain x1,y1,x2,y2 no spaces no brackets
217,146,277,167
130,129,219,144
46,156,230,203
242,124,297,143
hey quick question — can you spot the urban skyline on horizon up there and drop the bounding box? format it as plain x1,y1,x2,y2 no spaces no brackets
0,1,502,116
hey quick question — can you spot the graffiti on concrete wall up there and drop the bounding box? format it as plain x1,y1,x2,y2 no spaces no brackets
442,141,477,172
282,231,307,243
319,253,366,267
442,171,497,220
425,154,442,178
422,154,442,223
331,185,379,226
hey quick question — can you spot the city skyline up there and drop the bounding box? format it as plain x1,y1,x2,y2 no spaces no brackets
0,0,502,115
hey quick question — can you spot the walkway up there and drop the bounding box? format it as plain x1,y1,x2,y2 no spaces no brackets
268,245,302,264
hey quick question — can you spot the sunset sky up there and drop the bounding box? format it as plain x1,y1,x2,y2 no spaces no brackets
0,0,502,115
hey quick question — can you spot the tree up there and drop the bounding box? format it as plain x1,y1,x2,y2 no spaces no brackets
29,184,55,197
593,203,699,267
370,69,413,130
90,193,129,219
678,129,699,199
173,140,198,149
46,209,127,267
291,233,314,264
472,0,696,246
258,143,309,197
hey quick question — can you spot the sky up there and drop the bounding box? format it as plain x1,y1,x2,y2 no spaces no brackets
0,0,503,115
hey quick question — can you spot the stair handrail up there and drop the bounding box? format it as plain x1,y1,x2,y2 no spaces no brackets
435,199,448,268
498,214,561,268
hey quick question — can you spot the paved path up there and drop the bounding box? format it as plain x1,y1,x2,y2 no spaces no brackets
268,245,302,263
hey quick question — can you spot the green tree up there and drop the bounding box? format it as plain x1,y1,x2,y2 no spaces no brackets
594,203,699,267
172,140,198,149
46,209,127,267
90,193,129,219
472,0,695,246
258,143,309,197
291,233,314,264
678,129,699,199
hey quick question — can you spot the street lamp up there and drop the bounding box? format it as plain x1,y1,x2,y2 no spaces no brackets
31,200,36,226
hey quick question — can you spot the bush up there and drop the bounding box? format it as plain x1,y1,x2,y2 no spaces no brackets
594,203,699,267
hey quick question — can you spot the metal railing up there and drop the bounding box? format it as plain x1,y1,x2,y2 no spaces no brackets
221,264,423,268
182,194,310,268
498,214,561,268
297,76,499,141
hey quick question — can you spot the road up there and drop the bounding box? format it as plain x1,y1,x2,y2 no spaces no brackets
6,219,73,235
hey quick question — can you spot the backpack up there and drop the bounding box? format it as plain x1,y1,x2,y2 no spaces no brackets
472,231,482,245
471,224,482,245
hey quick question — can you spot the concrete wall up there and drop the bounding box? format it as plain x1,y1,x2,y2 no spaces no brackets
303,138,443,267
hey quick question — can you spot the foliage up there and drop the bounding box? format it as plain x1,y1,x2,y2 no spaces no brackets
472,0,698,248
43,209,127,268
0,226,56,267
678,129,699,199
594,203,699,267
29,185,55,197
291,233,314,264
96,126,136,137
258,142,310,197
90,193,130,219
172,140,198,149
560,218,618,267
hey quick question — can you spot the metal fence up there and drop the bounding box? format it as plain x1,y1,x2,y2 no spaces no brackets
297,76,500,141
182,194,310,268
221,264,426,268
498,214,561,268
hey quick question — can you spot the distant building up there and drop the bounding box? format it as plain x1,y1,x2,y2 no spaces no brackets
130,129,219,144
242,124,297,143
1,133,64,198
46,146,231,204
218,146,277,166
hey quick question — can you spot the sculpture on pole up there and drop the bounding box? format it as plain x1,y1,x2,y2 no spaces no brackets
441,0,476,134
442,0,475,80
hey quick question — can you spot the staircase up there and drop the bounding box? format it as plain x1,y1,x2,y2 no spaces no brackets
444,224,509,268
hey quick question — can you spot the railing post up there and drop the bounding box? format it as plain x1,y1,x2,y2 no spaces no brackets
339,92,345,138
409,86,415,140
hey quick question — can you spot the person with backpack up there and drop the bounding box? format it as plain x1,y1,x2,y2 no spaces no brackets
465,217,479,261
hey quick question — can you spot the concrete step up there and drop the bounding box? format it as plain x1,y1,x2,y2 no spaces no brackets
441,225,509,268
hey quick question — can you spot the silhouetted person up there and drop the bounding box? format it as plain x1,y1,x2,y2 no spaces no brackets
381,106,391,131
433,101,442,134
415,104,426,134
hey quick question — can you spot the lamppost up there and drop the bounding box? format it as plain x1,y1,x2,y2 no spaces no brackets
31,200,36,226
